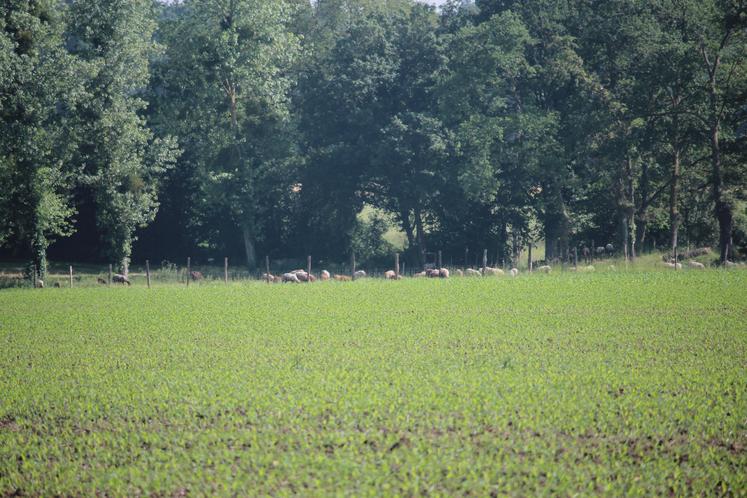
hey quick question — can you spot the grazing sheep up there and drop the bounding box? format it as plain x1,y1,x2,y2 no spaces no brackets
426,269,441,278
354,270,367,279
596,246,606,255
663,262,683,269
439,268,450,278
413,271,427,278
537,265,552,273
97,277,107,285
112,274,131,286
321,270,331,281
295,271,310,282
510,268,519,277
261,272,275,282
282,272,300,283
189,271,204,281
688,261,705,269
482,267,504,277
455,269,464,277
334,274,351,282
35,279,44,288
605,243,614,255
465,268,481,277
384,270,397,280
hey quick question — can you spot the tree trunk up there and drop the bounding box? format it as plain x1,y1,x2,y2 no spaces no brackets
709,82,732,263
414,206,426,267
400,208,415,252
30,224,47,280
636,161,650,253
670,146,681,259
242,225,257,269
543,180,569,263
625,155,636,260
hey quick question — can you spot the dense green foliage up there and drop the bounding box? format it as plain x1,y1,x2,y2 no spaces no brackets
1,0,746,272
1,272,745,495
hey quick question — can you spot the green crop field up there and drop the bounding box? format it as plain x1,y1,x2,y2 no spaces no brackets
1,272,745,496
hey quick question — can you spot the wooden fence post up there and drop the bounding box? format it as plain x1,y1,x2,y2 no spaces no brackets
69,265,73,288
224,257,229,284
351,253,356,280
187,257,191,286
395,253,400,279
146,260,151,288
307,255,312,282
265,256,270,284
482,249,488,273
108,264,113,286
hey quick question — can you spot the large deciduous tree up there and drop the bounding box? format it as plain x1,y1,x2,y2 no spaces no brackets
0,0,82,279
66,0,179,274
152,0,299,269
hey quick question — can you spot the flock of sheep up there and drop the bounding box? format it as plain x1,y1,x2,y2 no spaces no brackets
29,246,727,287
264,266,532,283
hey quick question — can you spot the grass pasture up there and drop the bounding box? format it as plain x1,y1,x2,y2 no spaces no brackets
0,272,746,496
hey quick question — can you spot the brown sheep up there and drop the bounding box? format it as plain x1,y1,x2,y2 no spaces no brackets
334,274,352,282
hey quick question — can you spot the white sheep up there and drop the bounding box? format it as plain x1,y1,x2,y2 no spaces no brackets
320,270,331,281
663,262,682,270
510,268,519,277
482,267,504,277
439,268,450,278
282,272,300,283
536,265,552,273
455,269,464,277
688,261,705,269
384,270,397,280
354,270,367,279
465,268,481,277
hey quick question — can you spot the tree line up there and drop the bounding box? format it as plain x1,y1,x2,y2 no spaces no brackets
1,0,746,277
